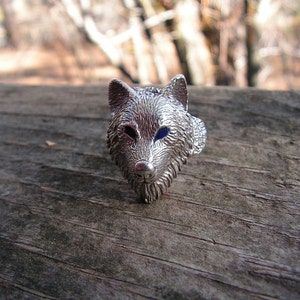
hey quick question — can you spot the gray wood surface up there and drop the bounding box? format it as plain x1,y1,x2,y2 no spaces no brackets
0,84,299,299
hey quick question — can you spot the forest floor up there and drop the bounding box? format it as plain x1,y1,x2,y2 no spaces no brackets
0,46,118,86
0,46,299,90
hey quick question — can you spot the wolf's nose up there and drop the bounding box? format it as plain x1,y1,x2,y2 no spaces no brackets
135,160,154,176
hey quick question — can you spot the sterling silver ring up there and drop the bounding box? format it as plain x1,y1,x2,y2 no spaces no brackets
107,74,206,203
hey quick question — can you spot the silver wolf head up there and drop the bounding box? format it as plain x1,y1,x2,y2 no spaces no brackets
107,74,206,203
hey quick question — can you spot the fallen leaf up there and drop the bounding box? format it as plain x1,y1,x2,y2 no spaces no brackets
46,140,56,147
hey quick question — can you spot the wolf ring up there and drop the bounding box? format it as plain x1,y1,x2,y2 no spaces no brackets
107,74,207,203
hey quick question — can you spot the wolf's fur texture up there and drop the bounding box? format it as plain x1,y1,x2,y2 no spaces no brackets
107,75,206,203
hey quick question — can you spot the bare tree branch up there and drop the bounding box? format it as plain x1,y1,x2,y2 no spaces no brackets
144,9,175,28
60,0,137,82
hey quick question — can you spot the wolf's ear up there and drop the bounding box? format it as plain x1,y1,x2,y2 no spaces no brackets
163,74,188,110
108,79,136,114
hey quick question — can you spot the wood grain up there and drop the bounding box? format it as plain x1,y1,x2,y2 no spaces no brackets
0,85,299,299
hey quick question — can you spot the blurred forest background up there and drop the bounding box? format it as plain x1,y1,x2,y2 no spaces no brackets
0,0,299,89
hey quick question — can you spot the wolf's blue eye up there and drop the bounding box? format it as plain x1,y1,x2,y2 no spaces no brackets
154,127,170,142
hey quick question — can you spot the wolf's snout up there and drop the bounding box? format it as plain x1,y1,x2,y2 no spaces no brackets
135,160,155,176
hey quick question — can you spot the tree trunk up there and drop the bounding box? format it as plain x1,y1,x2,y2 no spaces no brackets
0,0,20,47
122,0,153,84
219,0,248,87
174,0,215,85
232,1,248,87
139,0,181,84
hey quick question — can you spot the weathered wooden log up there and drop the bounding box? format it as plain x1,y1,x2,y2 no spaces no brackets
0,85,299,299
